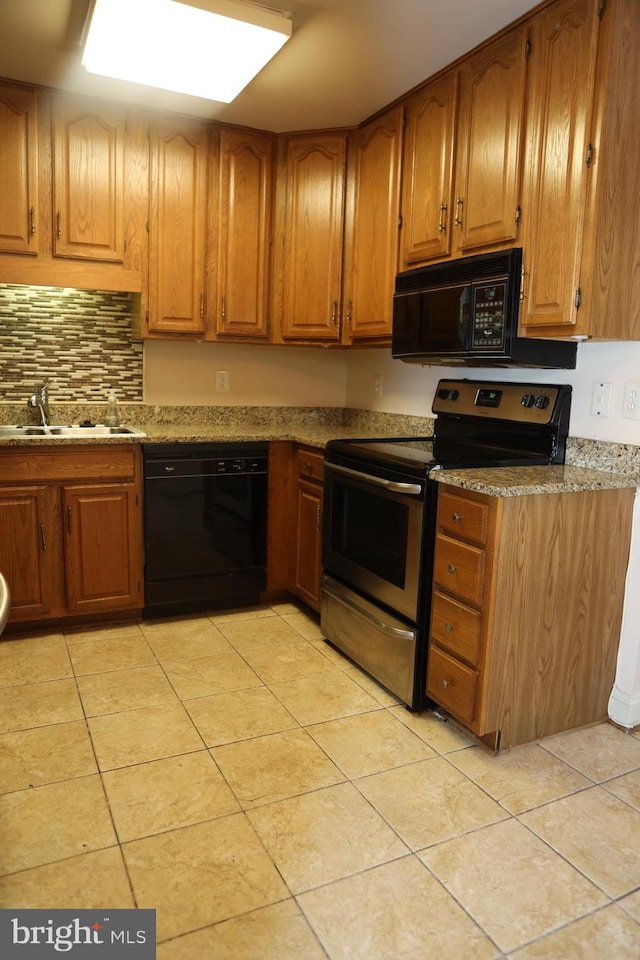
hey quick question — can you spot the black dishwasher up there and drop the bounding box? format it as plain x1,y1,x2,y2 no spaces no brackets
142,443,268,618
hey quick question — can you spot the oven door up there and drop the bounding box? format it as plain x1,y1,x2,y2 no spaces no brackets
322,459,427,623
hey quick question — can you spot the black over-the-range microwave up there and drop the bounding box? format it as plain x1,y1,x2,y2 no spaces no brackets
391,247,577,369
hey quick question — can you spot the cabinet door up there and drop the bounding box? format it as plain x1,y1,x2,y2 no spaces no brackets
148,118,209,335
279,133,346,340
0,83,38,255
400,72,458,267
343,106,403,341
52,97,125,262
520,0,601,331
0,485,63,620
454,25,528,253
63,482,142,613
293,478,323,611
215,128,273,339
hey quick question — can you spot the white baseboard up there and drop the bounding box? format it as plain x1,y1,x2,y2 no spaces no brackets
608,687,640,730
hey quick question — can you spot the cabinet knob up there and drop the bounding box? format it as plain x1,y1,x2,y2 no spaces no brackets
444,622,453,633
448,563,457,574
441,678,450,688
452,512,461,522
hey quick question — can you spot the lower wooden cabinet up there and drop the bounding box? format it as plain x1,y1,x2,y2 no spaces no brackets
428,483,635,749
289,446,324,611
0,446,143,625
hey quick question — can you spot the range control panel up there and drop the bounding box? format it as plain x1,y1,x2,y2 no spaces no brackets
433,379,565,424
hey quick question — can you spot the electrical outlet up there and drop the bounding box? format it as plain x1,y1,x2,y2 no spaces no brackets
216,370,230,392
623,382,640,420
374,374,383,399
591,381,612,417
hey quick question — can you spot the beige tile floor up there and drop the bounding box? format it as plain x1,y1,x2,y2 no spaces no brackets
1,601,640,958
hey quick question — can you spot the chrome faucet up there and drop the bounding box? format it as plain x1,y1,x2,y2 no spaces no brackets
27,383,51,426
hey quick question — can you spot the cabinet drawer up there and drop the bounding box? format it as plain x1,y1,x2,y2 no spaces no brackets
296,448,324,484
427,645,477,725
438,490,489,545
431,590,482,666
0,447,138,483
433,534,485,607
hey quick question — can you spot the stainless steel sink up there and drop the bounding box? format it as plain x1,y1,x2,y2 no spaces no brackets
0,424,146,439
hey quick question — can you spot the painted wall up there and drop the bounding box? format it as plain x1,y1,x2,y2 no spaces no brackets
143,340,349,407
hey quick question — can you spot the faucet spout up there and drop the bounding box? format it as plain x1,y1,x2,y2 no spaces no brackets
27,383,51,426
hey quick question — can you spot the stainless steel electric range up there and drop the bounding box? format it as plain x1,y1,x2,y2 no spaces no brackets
321,378,572,710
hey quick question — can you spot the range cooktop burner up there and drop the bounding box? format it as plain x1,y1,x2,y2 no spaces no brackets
326,379,572,477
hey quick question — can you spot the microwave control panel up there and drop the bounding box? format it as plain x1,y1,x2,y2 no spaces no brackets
471,281,507,349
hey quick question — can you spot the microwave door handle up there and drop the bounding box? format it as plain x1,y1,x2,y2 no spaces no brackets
323,579,416,641
326,462,423,496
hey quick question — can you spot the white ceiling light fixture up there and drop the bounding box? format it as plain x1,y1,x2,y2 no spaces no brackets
82,0,292,103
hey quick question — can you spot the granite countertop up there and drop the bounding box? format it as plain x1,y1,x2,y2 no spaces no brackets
0,423,380,449
138,423,377,447
1,404,638,496
434,464,640,496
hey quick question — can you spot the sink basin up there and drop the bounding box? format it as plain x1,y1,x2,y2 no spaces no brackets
0,424,146,439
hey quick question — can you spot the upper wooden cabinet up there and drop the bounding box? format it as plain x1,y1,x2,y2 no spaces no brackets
342,106,404,342
521,0,640,340
52,97,125,262
274,132,347,341
454,25,529,254
147,117,210,336
401,24,528,269
213,127,274,340
519,0,601,332
0,82,39,256
401,72,458,266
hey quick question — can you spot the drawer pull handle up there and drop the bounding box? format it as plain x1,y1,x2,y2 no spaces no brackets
306,462,312,471
452,512,461,522
441,678,450,688
444,622,453,633
448,563,457,574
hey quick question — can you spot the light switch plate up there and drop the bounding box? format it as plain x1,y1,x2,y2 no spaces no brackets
591,382,612,417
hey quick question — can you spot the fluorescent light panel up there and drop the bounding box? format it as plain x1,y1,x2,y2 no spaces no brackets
82,0,291,103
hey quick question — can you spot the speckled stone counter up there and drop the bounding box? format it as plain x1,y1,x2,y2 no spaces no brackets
0,404,431,448
1,403,639,497
434,463,640,496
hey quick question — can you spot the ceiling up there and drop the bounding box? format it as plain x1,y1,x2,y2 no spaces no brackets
0,0,539,132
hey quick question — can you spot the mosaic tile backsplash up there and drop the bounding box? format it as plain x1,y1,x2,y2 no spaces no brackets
0,284,143,403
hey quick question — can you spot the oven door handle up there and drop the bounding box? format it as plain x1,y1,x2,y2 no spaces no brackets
325,461,423,496
323,579,416,640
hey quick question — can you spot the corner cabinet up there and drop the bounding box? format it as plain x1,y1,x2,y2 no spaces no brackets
427,483,634,749
273,132,347,342
0,82,39,255
342,106,404,342
0,446,143,625
213,127,274,340
147,117,210,336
